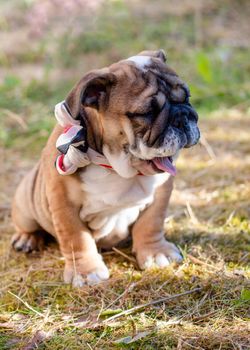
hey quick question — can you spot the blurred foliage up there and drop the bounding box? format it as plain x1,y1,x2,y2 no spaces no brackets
0,0,250,149
0,4,250,349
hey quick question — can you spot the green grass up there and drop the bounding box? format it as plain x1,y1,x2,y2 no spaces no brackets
1,112,249,349
1,0,250,150
0,1,250,349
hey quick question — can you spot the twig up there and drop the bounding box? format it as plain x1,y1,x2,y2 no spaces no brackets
186,201,199,225
112,247,138,265
1,109,28,130
187,254,220,271
104,281,137,310
8,291,44,317
224,210,235,226
71,243,77,277
86,343,94,350
200,134,216,160
103,287,202,323
239,252,249,263
156,276,175,292
192,310,218,322
97,299,105,322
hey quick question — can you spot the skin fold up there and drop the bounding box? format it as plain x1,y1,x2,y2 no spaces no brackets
12,50,200,286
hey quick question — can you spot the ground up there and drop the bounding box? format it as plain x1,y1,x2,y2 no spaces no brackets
0,1,250,349
0,109,249,350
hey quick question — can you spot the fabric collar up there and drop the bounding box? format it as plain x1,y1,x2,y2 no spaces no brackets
54,101,116,175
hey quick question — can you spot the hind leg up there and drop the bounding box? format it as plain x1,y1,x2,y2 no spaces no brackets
11,230,45,253
11,193,44,253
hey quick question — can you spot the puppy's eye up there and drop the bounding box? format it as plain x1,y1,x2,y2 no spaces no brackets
126,96,162,119
151,97,161,115
126,110,153,119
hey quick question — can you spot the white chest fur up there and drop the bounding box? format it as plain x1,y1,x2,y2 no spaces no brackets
79,164,169,241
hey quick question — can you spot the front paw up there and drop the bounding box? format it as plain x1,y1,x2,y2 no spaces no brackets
63,253,109,287
134,238,183,270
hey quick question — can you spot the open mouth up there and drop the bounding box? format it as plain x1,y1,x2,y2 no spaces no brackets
130,150,177,177
148,156,177,176
150,156,177,176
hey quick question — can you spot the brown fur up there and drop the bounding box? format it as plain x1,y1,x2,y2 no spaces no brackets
12,50,192,284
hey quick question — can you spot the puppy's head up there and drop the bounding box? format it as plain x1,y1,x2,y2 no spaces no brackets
65,50,200,178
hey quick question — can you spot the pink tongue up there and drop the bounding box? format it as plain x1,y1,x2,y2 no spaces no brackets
152,157,177,176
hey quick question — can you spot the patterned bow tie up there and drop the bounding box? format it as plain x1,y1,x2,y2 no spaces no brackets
54,101,115,175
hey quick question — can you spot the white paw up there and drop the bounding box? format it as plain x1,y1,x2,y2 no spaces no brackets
63,256,110,287
86,266,110,285
135,240,183,270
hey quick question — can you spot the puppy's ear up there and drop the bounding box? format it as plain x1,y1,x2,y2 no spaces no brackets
65,70,116,118
137,49,166,63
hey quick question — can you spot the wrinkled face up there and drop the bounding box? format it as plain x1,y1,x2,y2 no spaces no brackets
66,50,200,178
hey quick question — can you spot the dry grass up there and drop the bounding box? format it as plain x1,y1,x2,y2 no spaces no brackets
0,0,249,348
0,109,249,349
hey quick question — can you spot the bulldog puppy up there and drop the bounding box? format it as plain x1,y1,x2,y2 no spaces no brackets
12,50,200,287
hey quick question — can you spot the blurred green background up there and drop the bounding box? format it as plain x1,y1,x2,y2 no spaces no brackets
0,0,250,151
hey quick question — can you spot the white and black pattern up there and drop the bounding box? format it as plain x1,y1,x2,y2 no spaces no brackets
54,101,131,175
54,101,90,175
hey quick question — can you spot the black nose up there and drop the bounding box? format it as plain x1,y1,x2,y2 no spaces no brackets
144,101,199,148
169,103,198,128
169,102,199,147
